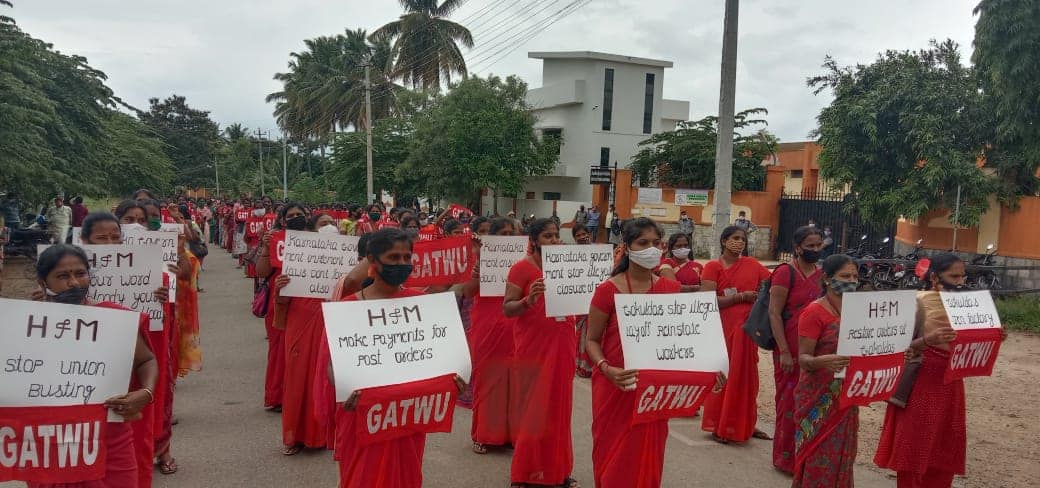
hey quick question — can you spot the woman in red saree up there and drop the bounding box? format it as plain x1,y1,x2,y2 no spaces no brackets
874,253,993,488
767,226,823,472
699,225,770,443
29,244,158,488
792,254,857,487
317,228,465,487
503,218,578,488
655,232,702,292
585,217,722,488
464,218,519,454
271,211,333,455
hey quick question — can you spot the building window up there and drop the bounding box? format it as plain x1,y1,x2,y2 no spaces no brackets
642,73,655,134
599,147,610,167
525,192,535,199
602,68,614,131
790,170,804,178
542,128,563,155
543,192,562,201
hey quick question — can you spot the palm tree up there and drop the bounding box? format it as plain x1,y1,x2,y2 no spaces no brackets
371,0,473,91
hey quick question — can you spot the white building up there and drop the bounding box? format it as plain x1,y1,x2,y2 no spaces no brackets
486,51,689,216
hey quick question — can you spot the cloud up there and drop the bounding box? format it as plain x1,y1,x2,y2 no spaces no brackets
10,0,978,141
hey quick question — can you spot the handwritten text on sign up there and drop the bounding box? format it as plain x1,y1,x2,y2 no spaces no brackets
615,292,730,374
836,291,916,407
122,229,178,266
0,298,138,407
322,292,472,401
280,230,360,299
478,236,528,297
541,244,613,317
941,290,1003,382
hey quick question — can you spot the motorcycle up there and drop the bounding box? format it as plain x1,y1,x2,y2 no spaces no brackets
968,244,1002,290
869,237,902,290
897,239,925,289
2,226,52,260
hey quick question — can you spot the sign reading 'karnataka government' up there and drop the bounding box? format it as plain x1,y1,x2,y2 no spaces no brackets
541,244,614,317
478,236,528,297
836,290,916,408
280,230,360,299
321,292,471,401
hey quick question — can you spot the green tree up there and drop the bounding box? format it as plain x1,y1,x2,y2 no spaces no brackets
329,116,417,203
973,0,1040,197
809,40,994,226
138,95,221,189
630,109,773,192
372,0,473,90
401,75,558,204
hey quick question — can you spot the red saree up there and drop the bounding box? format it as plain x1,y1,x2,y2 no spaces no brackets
468,294,516,446
792,302,858,487
175,253,202,376
699,256,769,442
874,347,966,487
282,296,327,448
153,304,176,462
771,263,822,472
264,267,285,409
331,288,428,488
507,259,576,486
589,278,681,488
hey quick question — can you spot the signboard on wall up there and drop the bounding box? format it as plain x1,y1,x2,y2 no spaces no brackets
674,189,709,206
637,188,663,204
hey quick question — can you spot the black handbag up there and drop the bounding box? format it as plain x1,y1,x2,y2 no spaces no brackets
743,263,795,350
188,239,209,259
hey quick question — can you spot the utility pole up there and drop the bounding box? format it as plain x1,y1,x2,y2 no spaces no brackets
282,133,288,199
711,0,740,257
952,184,962,251
255,129,269,196
215,160,220,199
364,63,374,205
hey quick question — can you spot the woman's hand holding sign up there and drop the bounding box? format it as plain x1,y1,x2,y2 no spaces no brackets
525,278,545,306
603,364,638,391
105,389,152,421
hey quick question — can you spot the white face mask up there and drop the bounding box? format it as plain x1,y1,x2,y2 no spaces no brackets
628,246,663,270
671,247,691,259
253,208,266,217
121,223,146,233
318,224,338,234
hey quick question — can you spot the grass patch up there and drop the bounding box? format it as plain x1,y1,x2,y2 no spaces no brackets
996,296,1040,333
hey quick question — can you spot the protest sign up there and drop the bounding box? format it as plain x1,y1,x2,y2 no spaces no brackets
541,244,613,317
38,244,166,331
0,298,139,407
71,228,82,246
614,291,729,423
941,290,1003,383
0,404,109,483
674,189,709,206
280,230,359,299
159,223,183,234
836,290,916,408
322,292,471,401
478,236,528,297
233,229,247,255
268,230,285,269
352,373,458,447
245,216,265,240
122,228,178,266
447,204,472,219
405,235,475,288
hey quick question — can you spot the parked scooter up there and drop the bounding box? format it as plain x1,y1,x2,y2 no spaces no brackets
3,226,52,260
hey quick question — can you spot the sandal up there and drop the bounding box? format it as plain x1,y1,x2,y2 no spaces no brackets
752,429,772,440
560,477,580,488
711,433,731,445
282,444,302,456
157,458,178,475
471,442,488,455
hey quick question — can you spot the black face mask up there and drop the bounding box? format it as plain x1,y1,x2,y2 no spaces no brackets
940,280,968,292
800,249,821,264
286,215,307,231
376,260,413,286
47,286,89,305
368,212,382,222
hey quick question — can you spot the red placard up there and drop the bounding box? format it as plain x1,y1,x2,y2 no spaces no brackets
269,230,285,269
0,405,108,484
404,236,474,287
245,216,266,240
631,370,716,425
353,374,457,447
944,328,1003,383
235,209,250,222
838,353,904,409
447,204,471,219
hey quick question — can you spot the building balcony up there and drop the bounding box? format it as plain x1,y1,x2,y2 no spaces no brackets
660,98,690,123
526,80,586,110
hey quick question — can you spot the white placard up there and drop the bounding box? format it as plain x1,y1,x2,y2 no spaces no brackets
0,298,138,407
637,188,663,204
322,292,472,400
835,291,917,377
541,244,614,317
233,229,247,255
281,230,360,299
38,244,166,331
940,290,1002,330
123,228,179,266
71,227,82,246
159,223,184,234
615,292,730,374
479,236,528,297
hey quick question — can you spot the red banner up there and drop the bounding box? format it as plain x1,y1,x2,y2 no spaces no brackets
405,236,474,287
631,370,716,425
944,328,1003,384
447,204,472,219
353,374,457,447
235,209,250,222
245,216,267,240
838,353,904,409
0,405,108,484
269,230,285,269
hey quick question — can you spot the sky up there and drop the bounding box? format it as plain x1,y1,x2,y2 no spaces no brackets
11,0,980,142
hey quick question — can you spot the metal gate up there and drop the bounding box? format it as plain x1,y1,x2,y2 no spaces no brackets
775,191,895,259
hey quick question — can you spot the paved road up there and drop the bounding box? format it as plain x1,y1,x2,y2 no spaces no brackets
1,250,891,487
